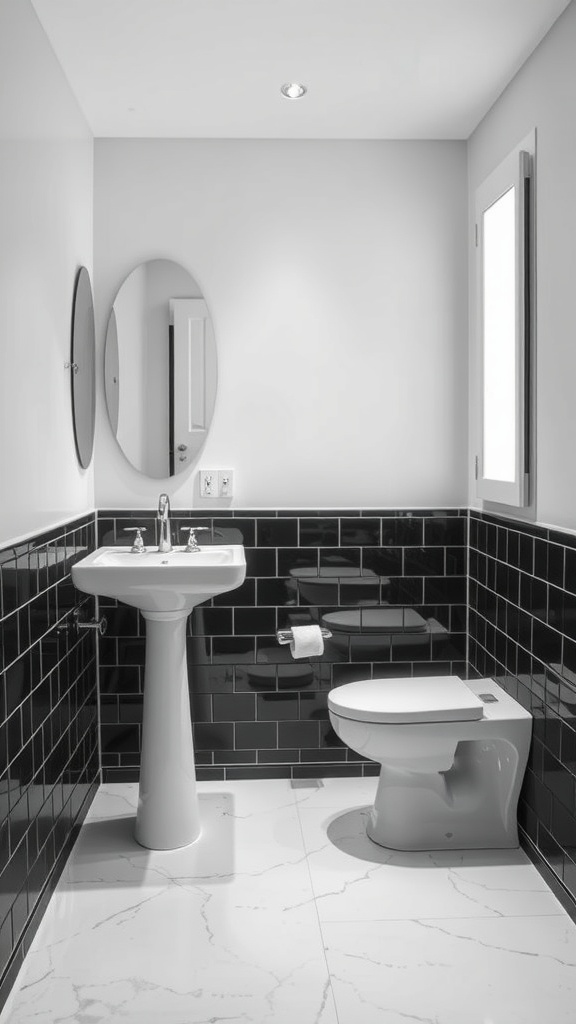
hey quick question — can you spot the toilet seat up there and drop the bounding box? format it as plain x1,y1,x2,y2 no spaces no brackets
328,676,484,724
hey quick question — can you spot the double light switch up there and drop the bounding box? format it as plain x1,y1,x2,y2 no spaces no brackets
200,470,234,498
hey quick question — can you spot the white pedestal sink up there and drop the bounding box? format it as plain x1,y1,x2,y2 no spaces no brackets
72,545,246,850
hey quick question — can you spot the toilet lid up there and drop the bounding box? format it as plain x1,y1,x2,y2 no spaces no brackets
328,676,484,724
322,608,427,634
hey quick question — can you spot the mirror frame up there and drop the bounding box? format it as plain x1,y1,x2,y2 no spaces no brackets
70,266,96,470
104,258,217,479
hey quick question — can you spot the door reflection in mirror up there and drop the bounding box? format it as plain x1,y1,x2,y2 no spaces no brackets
104,259,217,478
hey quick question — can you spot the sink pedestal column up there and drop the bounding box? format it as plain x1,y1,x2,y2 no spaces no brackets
135,610,200,850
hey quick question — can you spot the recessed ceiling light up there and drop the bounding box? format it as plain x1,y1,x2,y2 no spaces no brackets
281,83,307,100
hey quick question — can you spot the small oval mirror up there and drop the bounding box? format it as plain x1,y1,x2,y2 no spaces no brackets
104,259,217,478
71,266,96,469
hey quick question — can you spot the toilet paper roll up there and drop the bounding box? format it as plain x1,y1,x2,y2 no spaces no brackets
290,625,324,659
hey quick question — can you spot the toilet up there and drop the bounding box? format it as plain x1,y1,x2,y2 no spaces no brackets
328,675,532,851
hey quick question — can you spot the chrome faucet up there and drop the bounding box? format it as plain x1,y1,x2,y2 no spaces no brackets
157,493,172,552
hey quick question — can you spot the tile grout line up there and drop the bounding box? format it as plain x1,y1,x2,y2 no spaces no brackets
292,792,342,1024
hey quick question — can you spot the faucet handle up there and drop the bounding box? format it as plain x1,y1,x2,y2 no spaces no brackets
123,527,147,554
180,525,211,552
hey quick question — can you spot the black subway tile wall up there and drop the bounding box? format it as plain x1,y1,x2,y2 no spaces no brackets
97,509,468,781
469,510,576,908
0,515,99,1007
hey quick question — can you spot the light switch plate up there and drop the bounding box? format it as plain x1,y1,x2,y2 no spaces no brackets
218,470,234,498
200,470,217,498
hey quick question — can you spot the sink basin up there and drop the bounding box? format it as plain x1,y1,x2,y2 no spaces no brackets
72,542,246,852
71,544,246,612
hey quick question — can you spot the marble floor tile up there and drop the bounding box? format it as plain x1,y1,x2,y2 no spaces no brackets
2,781,337,1024
1,778,575,1024
292,776,378,809
297,803,565,921
322,915,576,1024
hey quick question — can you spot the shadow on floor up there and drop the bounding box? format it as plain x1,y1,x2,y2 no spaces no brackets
326,807,529,869
62,792,235,888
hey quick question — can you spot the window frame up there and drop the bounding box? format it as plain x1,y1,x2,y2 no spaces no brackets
475,134,535,508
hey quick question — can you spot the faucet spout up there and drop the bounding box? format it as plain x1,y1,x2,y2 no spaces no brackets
157,493,172,553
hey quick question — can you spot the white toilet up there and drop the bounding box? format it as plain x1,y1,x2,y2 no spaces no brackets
328,675,532,851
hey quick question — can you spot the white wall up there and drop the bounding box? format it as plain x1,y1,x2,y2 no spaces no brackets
0,0,94,546
468,0,576,531
94,140,468,510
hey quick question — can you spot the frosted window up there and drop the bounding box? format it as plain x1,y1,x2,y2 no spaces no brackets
482,186,516,483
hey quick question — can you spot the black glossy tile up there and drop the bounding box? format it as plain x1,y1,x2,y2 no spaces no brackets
213,578,256,607
538,824,564,874
340,519,380,546
292,764,362,779
362,548,403,576
212,694,255,722
548,544,565,589
548,586,564,633
278,721,319,748
256,579,294,607
235,722,277,749
561,720,576,768
563,591,576,642
100,665,141,695
257,693,298,721
424,577,466,604
299,519,338,547
191,607,233,637
507,531,520,569
332,663,372,686
234,607,276,636
320,548,360,573
404,548,445,577
213,750,256,765
213,518,256,547
519,534,535,574
544,750,575,812
298,692,329,721
234,665,277,691
244,548,277,578
298,580,338,606
258,749,298,763
424,516,466,546
257,519,297,548
212,637,255,664
193,723,234,751
302,746,347,762
381,517,423,547
226,765,291,780
278,662,329,689
445,548,466,575
565,549,576,595
340,579,380,606
277,548,318,576
1,614,19,669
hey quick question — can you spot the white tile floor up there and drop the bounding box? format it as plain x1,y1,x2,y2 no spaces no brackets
2,778,576,1023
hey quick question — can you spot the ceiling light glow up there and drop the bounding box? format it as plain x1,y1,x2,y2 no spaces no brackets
281,83,307,100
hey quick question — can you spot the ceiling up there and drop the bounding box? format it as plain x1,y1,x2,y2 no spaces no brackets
32,0,572,139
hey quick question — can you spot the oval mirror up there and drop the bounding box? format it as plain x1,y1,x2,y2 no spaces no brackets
71,266,96,469
104,259,217,478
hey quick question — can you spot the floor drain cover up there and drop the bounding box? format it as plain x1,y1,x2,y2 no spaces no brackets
290,779,324,789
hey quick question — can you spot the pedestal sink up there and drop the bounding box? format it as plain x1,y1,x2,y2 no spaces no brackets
72,545,246,850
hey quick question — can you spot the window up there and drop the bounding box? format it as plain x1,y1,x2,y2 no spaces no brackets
475,133,534,507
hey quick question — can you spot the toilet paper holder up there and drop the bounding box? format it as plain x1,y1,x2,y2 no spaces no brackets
276,627,332,646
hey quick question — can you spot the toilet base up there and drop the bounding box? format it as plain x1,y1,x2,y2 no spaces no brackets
366,739,520,852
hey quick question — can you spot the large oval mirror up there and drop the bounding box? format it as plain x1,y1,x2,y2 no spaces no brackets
104,259,217,478
71,266,96,469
